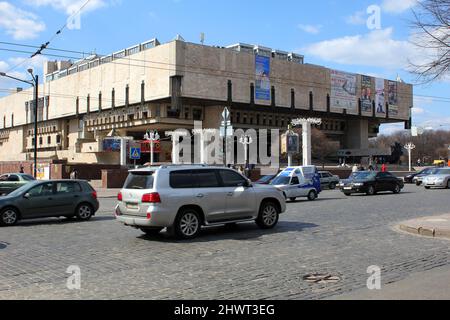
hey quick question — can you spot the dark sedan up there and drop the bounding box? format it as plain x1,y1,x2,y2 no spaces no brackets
339,171,404,196
0,180,99,226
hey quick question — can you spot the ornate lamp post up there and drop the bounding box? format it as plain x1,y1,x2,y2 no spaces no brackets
144,130,160,165
239,135,254,167
291,117,322,166
404,142,416,172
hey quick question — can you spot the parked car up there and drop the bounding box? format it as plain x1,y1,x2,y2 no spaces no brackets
0,173,35,196
404,168,433,184
413,168,440,186
423,168,450,189
115,165,286,239
319,171,340,189
339,171,404,196
271,166,321,202
0,180,99,226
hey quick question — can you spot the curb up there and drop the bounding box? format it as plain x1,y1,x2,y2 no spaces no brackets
398,224,450,240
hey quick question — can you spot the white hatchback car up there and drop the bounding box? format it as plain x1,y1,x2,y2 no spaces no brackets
115,165,286,239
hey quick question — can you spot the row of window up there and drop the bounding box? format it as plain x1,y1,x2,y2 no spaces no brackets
170,169,247,189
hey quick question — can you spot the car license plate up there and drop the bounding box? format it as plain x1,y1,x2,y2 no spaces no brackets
126,203,139,210
344,187,352,190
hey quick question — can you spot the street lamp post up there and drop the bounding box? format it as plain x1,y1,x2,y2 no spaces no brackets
239,135,253,167
404,142,416,172
144,130,160,166
0,70,38,178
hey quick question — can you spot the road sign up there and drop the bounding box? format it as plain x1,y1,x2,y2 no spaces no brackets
130,147,141,160
221,120,231,127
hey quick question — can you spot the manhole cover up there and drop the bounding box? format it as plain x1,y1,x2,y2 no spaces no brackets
303,273,341,284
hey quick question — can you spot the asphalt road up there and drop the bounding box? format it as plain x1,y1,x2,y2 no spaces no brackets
0,185,449,300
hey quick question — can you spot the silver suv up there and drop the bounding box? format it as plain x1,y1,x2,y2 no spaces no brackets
115,165,286,239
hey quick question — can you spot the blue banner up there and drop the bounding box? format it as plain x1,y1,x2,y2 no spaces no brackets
255,55,271,101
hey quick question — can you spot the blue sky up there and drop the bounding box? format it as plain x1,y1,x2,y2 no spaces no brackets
0,0,449,134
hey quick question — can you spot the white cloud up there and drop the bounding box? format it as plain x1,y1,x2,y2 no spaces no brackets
412,107,425,115
25,0,107,15
304,28,415,69
298,24,322,35
0,1,46,40
382,0,417,14
0,60,9,71
345,11,366,25
379,123,405,135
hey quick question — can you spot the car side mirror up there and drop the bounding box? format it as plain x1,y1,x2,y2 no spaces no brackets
244,180,253,188
23,193,30,199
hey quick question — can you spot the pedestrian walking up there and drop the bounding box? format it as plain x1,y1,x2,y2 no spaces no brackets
19,165,24,173
70,169,78,180
381,163,387,172
352,164,358,173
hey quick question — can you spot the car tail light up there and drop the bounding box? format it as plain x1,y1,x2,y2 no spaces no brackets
92,191,97,199
146,213,152,220
142,193,161,203
118,192,123,201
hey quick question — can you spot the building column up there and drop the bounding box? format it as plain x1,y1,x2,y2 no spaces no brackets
345,119,369,150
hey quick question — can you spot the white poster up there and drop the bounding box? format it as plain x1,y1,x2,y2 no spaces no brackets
375,78,386,115
331,70,357,111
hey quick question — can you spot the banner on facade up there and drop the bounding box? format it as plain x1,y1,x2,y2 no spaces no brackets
255,55,271,101
102,138,121,152
375,78,386,115
330,70,357,111
388,80,398,116
361,76,373,112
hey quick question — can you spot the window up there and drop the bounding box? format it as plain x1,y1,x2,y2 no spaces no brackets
111,88,115,109
193,109,203,121
11,114,14,127
7,175,20,182
192,170,221,188
219,170,247,187
170,170,194,189
124,172,155,190
125,85,130,106
39,137,43,145
28,183,54,197
291,177,300,185
227,80,232,103
47,136,51,144
56,182,82,194
22,175,35,181
98,92,102,111
56,135,61,144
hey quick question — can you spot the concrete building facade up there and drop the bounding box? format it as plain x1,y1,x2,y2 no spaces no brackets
0,38,413,167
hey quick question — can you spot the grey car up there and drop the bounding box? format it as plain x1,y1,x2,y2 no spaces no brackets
0,180,99,226
0,173,36,196
423,168,450,189
319,171,340,189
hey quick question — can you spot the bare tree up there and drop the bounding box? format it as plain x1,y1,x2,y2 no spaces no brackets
410,0,450,83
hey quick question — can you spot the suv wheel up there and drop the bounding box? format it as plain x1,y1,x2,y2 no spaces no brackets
329,182,337,190
289,197,297,202
0,207,19,226
393,184,401,194
307,190,317,201
76,203,93,221
256,202,279,229
174,209,201,239
446,181,450,189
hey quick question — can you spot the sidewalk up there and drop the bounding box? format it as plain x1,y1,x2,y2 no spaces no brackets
96,188,121,199
398,214,450,240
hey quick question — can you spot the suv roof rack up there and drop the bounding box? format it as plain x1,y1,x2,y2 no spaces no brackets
159,164,209,169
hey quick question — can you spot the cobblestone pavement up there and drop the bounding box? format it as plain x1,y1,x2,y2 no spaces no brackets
0,185,449,300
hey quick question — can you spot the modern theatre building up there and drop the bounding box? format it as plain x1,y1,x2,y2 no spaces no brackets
0,37,413,168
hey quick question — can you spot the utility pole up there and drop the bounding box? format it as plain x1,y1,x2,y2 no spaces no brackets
0,70,38,178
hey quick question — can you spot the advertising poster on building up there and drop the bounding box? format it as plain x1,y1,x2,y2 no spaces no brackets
331,70,357,111
255,55,271,101
102,138,121,152
375,78,386,115
361,76,373,112
388,81,398,117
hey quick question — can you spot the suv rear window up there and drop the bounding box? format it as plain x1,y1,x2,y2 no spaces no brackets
124,172,154,190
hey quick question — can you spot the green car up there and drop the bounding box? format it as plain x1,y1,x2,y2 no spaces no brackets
0,173,36,196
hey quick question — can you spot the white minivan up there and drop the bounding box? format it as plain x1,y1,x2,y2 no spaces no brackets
115,165,286,239
271,166,322,202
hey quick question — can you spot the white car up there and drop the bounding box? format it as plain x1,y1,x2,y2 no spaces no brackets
423,168,450,189
115,165,286,239
271,166,320,202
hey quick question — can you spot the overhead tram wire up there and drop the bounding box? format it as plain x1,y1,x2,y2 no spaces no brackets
1,47,449,104
5,0,93,73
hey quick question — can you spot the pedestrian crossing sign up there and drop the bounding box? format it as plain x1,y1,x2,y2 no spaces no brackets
130,147,141,160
